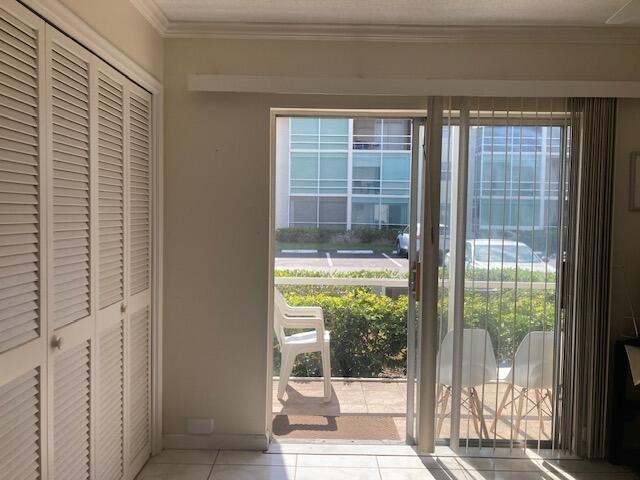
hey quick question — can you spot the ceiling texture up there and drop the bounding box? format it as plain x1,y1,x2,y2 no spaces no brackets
130,0,640,40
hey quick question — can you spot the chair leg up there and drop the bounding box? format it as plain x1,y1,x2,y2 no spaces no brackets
535,389,545,436
467,389,481,438
322,343,332,402
490,383,512,433
436,385,450,438
471,388,489,440
513,387,526,439
277,350,295,400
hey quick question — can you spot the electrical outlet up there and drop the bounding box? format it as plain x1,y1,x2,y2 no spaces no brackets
186,417,215,435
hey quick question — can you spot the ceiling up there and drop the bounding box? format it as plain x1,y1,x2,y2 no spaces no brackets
132,0,640,38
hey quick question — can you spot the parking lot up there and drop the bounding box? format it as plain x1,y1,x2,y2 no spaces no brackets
275,249,409,273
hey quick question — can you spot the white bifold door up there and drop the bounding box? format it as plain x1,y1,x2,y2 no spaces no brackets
0,0,154,479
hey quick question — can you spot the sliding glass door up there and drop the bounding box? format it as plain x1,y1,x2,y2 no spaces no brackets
434,99,567,449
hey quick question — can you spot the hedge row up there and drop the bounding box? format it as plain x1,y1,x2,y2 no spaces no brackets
274,286,555,378
276,228,398,245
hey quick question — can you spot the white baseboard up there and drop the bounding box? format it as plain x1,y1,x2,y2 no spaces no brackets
162,433,269,451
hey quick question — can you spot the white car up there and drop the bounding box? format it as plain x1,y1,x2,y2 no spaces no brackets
444,239,556,273
395,224,450,264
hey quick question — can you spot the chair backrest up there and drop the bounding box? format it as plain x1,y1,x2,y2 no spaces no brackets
436,328,498,387
273,288,288,348
510,331,554,389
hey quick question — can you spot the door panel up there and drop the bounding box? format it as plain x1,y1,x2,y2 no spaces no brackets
0,1,46,478
125,83,152,475
95,59,127,480
46,26,95,480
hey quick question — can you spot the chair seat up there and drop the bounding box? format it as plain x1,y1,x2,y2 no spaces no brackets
284,330,330,346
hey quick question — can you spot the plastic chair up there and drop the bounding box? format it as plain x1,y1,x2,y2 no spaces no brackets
436,328,498,439
491,331,554,436
274,288,332,402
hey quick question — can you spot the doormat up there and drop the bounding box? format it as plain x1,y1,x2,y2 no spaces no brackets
272,414,401,440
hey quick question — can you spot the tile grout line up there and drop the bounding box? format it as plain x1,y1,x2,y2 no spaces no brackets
206,449,220,480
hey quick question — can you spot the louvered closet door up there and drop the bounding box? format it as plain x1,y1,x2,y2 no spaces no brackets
45,26,97,480
124,83,152,476
0,1,47,479
95,59,126,480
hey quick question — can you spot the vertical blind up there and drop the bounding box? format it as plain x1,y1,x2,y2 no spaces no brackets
434,98,567,450
559,98,617,458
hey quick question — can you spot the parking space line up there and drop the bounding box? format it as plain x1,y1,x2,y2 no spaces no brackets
325,252,333,267
382,252,403,268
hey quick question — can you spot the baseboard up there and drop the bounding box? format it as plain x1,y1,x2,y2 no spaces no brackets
162,433,269,450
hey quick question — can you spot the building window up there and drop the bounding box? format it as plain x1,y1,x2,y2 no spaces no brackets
319,197,347,229
353,118,411,151
289,196,318,227
285,117,412,231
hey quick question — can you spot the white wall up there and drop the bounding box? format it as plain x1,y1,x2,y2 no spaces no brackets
162,37,640,446
611,99,640,340
59,0,164,81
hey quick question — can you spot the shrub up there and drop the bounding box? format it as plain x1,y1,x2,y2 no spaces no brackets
272,268,557,379
275,289,408,378
275,228,398,245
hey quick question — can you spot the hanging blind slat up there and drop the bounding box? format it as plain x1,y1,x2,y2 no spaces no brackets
51,41,90,330
97,323,124,480
98,72,124,309
129,306,150,459
128,92,150,295
0,8,40,354
0,369,40,480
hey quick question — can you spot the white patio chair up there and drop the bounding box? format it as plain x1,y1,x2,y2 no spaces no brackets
436,328,498,439
491,331,554,436
274,288,332,402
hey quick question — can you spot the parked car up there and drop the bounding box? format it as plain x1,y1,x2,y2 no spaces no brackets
444,239,556,273
395,223,450,265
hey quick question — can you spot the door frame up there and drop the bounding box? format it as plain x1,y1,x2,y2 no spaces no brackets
267,108,432,448
19,0,165,455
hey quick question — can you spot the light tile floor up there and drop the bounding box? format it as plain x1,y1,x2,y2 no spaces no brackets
136,447,639,480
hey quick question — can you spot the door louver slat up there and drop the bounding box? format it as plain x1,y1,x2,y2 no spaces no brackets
129,307,149,459
98,72,124,309
51,42,90,330
0,369,40,480
53,340,90,480
97,323,123,480
0,8,40,354
128,93,150,296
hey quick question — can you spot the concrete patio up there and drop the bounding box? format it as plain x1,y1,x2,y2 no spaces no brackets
272,379,552,444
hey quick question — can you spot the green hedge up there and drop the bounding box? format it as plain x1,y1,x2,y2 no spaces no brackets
274,285,556,378
275,228,398,245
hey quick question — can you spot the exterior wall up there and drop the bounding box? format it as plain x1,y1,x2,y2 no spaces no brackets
277,117,412,231
163,37,640,444
58,0,164,81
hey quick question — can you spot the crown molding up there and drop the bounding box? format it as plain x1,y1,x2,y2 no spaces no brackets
164,22,640,44
127,0,640,44
129,0,169,35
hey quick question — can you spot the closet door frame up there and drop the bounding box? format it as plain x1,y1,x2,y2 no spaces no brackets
19,0,165,456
